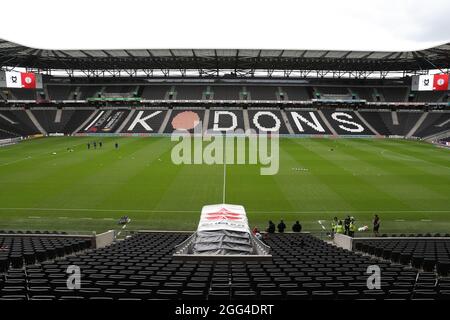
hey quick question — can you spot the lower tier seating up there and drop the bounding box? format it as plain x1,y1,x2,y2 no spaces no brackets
1,232,449,300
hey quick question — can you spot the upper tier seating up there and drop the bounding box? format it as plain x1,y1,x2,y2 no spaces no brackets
141,86,170,100
378,87,408,102
246,86,278,100
349,87,374,101
47,86,74,100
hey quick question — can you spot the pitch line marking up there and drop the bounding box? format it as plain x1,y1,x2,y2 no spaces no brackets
317,220,326,230
7,207,450,214
0,141,87,167
420,219,432,222
117,219,131,236
222,143,227,204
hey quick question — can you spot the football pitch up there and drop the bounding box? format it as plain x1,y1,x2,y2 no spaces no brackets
0,136,449,235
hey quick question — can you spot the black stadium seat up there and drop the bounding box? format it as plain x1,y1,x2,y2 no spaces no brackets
0,232,447,300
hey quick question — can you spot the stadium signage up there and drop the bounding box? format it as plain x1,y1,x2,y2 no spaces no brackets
0,71,43,89
411,74,450,91
112,109,368,135
197,204,250,233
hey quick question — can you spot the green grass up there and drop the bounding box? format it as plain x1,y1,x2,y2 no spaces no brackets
0,136,449,235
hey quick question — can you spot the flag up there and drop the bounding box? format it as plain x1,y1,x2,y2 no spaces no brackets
5,71,22,88
433,74,449,91
418,75,434,91
21,72,36,89
5,71,37,89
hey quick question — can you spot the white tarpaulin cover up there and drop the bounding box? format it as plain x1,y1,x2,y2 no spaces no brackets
193,204,254,255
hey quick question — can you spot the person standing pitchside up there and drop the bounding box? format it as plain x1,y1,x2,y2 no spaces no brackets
373,214,380,237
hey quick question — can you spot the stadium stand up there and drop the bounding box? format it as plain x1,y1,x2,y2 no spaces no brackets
280,86,311,101
357,110,392,136
413,111,450,138
0,106,449,138
208,86,241,100
61,109,97,134
47,85,75,101
102,85,136,98
412,91,447,103
175,85,205,100
0,234,92,272
353,238,450,276
349,87,374,101
0,110,40,136
206,108,245,133
247,109,290,134
378,87,408,102
1,232,449,300
0,35,449,306
141,85,171,100
7,89,37,101
246,86,278,100
77,86,103,100
320,109,372,135
316,86,352,100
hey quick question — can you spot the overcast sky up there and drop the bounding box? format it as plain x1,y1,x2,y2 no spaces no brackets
1,0,449,51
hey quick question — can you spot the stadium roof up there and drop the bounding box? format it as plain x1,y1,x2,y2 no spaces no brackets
0,39,449,73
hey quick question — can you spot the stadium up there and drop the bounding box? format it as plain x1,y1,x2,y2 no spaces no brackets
0,31,449,306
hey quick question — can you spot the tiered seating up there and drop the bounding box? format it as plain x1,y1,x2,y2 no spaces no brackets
317,87,350,95
209,86,240,100
0,129,18,139
0,234,92,273
47,86,74,100
175,85,205,100
246,86,277,100
61,109,95,134
1,232,448,300
281,86,310,101
414,112,450,138
0,110,39,136
102,86,135,98
358,111,392,135
0,106,448,138
413,91,446,103
378,87,408,102
377,111,423,136
353,238,450,276
7,89,37,100
141,86,170,99
349,87,374,101
30,109,57,133
77,86,103,99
